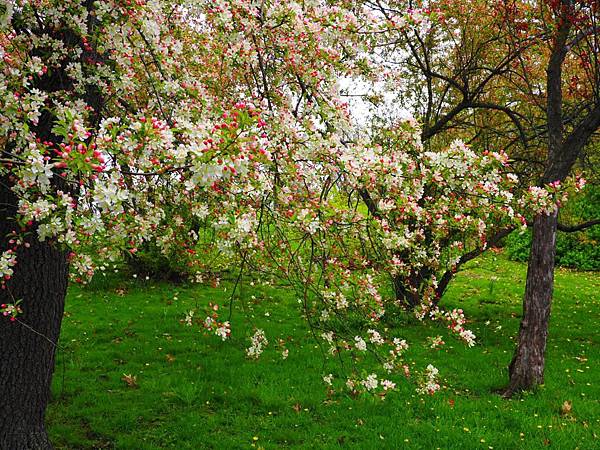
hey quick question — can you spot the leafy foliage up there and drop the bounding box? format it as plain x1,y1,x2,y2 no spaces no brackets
506,186,600,270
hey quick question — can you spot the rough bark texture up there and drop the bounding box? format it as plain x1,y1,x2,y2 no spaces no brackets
503,210,557,396
0,178,68,450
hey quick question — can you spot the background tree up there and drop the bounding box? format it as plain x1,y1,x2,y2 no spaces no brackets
350,0,538,307
359,1,599,393
504,0,600,395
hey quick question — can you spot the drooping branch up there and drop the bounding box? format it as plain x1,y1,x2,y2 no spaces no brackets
421,99,469,141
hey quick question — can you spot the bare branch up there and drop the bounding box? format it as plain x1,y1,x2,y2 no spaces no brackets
557,218,600,233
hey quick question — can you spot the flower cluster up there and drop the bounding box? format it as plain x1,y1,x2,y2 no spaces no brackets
417,364,441,395
520,176,587,217
0,250,17,282
1,301,22,322
183,303,231,341
417,304,476,347
428,335,445,349
246,329,268,359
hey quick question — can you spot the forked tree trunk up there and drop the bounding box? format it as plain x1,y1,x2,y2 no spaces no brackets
0,180,69,449
503,210,558,397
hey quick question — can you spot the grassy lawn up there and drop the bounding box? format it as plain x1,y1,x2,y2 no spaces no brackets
47,252,600,449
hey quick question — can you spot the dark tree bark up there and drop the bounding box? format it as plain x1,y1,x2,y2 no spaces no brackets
505,210,557,394
0,178,68,450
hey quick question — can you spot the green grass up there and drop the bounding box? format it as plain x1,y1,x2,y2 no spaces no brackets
47,253,600,449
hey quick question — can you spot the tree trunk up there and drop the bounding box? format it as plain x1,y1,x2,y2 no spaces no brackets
503,210,558,397
0,180,68,449
392,273,421,309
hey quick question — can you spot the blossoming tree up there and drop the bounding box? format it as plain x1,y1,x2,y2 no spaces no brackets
0,0,580,447
165,0,573,400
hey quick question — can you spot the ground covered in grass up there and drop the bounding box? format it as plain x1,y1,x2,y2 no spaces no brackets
47,253,600,449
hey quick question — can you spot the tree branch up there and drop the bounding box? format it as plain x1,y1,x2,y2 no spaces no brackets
434,225,516,302
557,218,600,232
